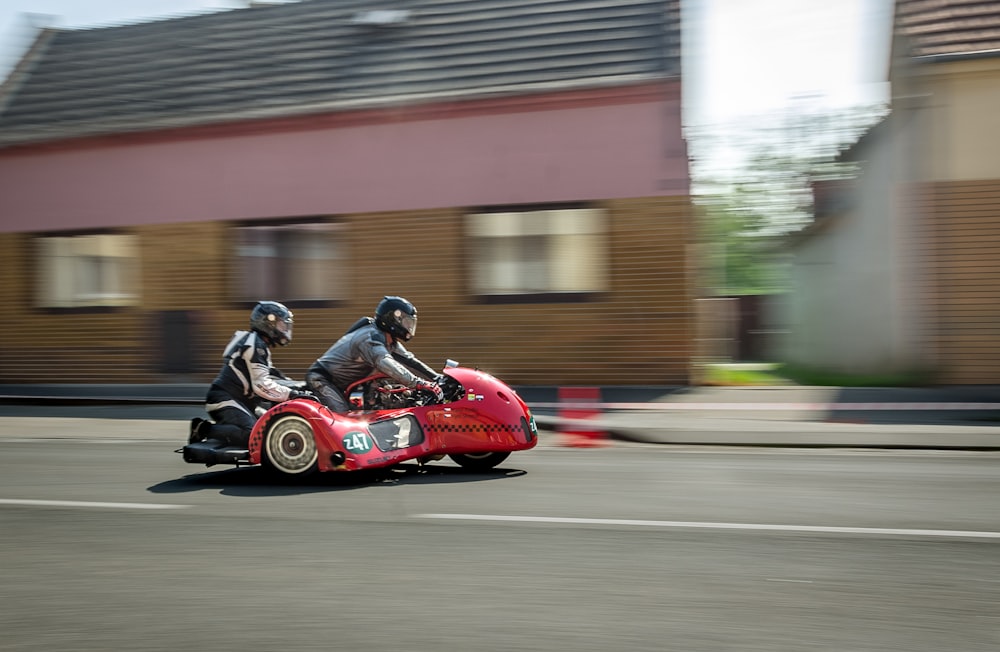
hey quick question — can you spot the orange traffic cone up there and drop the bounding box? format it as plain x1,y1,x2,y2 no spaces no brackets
557,386,609,447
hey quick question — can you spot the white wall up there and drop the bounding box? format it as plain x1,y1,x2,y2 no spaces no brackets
783,115,920,373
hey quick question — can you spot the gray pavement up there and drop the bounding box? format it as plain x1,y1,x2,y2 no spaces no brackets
537,385,1000,449
1,382,999,449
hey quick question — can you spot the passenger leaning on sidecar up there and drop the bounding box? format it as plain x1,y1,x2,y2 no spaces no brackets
304,295,444,413
189,301,315,447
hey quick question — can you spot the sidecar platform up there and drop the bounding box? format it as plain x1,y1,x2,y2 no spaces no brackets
180,439,250,467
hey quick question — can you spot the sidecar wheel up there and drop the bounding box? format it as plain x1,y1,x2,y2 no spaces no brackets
263,414,318,476
449,451,510,471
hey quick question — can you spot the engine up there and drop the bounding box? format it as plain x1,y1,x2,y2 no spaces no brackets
348,375,464,411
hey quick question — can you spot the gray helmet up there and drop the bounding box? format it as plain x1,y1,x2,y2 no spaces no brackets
374,296,417,341
250,301,294,346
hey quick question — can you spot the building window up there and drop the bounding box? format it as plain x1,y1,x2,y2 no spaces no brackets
466,206,608,299
36,233,140,308
232,220,344,304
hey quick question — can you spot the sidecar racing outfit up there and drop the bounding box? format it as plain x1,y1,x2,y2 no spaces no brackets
305,316,440,413
191,301,310,447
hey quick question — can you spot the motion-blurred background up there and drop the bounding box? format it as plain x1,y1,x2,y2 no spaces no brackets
0,0,994,388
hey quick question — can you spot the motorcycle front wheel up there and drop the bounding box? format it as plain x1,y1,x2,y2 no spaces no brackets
448,451,510,471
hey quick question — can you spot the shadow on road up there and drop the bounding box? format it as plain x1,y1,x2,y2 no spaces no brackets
148,462,527,497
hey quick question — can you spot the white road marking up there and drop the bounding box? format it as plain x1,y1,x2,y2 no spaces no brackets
0,498,189,510
413,514,1000,539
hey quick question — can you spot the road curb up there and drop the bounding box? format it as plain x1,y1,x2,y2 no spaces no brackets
534,415,1000,450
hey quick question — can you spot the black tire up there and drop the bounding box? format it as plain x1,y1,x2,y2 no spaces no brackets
448,451,510,471
262,414,318,476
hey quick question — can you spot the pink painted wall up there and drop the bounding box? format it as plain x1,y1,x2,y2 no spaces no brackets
0,97,688,232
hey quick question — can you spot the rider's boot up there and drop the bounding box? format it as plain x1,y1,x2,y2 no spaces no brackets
208,423,249,449
188,418,210,444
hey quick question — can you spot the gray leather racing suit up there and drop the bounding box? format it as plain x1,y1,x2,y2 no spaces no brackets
305,317,437,413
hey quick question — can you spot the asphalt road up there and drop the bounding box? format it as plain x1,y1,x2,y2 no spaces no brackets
2,420,1000,652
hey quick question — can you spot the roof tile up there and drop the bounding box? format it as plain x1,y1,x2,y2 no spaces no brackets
0,0,680,146
896,0,1000,58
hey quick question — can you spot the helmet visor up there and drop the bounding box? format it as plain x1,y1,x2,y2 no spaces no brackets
276,318,293,341
268,313,292,344
399,313,417,339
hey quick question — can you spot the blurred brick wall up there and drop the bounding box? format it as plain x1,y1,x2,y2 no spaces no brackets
0,196,694,386
922,180,1000,384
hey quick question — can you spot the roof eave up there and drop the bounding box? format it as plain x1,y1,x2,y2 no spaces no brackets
0,72,675,149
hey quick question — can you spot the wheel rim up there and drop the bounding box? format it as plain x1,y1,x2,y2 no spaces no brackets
265,415,317,474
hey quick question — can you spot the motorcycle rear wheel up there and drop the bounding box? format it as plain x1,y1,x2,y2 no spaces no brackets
448,451,510,471
263,414,318,476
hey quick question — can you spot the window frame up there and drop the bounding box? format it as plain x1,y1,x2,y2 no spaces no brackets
32,229,141,313
464,203,610,304
229,217,346,310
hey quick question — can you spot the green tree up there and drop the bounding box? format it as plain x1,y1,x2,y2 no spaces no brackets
690,101,887,296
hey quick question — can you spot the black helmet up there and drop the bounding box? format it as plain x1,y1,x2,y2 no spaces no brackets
250,301,294,346
374,296,417,341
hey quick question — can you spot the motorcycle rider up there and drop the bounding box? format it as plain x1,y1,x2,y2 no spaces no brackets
304,295,444,413
189,300,316,447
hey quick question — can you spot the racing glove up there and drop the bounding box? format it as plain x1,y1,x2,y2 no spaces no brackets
288,389,320,403
414,379,445,403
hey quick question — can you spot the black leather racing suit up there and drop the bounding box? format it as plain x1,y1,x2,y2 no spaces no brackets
201,330,296,446
305,317,437,413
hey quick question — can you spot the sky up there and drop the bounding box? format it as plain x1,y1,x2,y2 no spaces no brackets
683,0,893,174
686,0,891,123
0,0,893,160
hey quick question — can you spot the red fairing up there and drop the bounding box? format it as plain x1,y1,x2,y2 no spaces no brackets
247,365,537,473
